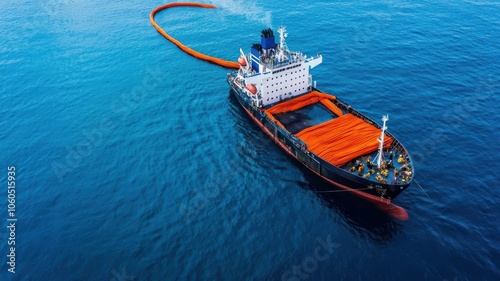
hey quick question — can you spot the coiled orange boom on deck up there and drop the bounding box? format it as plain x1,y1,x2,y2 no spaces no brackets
150,2,240,69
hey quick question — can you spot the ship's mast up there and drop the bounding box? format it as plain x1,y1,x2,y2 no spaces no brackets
277,26,288,62
373,115,389,168
239,48,250,73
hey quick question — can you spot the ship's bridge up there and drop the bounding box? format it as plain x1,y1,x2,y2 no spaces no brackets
238,27,322,107
260,51,306,70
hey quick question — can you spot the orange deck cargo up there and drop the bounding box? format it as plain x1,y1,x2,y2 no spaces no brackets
265,92,393,167
296,113,393,166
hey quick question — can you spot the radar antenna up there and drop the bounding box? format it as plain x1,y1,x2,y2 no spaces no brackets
277,26,289,62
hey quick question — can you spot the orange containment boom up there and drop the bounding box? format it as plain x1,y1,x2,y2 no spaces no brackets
150,3,240,69
264,91,344,127
264,91,391,166
266,91,341,115
296,113,393,167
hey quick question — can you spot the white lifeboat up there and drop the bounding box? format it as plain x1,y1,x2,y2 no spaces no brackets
245,83,257,94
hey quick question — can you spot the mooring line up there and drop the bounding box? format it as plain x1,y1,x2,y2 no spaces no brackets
415,179,430,198
316,187,372,193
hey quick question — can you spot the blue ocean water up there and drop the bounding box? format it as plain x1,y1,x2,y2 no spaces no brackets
0,0,499,280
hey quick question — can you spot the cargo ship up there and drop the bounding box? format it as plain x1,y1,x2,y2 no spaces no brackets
227,27,414,216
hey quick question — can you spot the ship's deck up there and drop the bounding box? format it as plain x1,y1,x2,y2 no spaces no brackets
341,148,412,185
275,103,337,134
264,91,413,185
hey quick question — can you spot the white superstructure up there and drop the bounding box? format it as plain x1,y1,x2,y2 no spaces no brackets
235,27,322,107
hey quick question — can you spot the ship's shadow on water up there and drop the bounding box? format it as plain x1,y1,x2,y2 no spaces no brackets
297,167,404,244
227,91,403,244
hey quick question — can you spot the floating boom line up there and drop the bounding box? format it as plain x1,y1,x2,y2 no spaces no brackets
150,2,240,69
